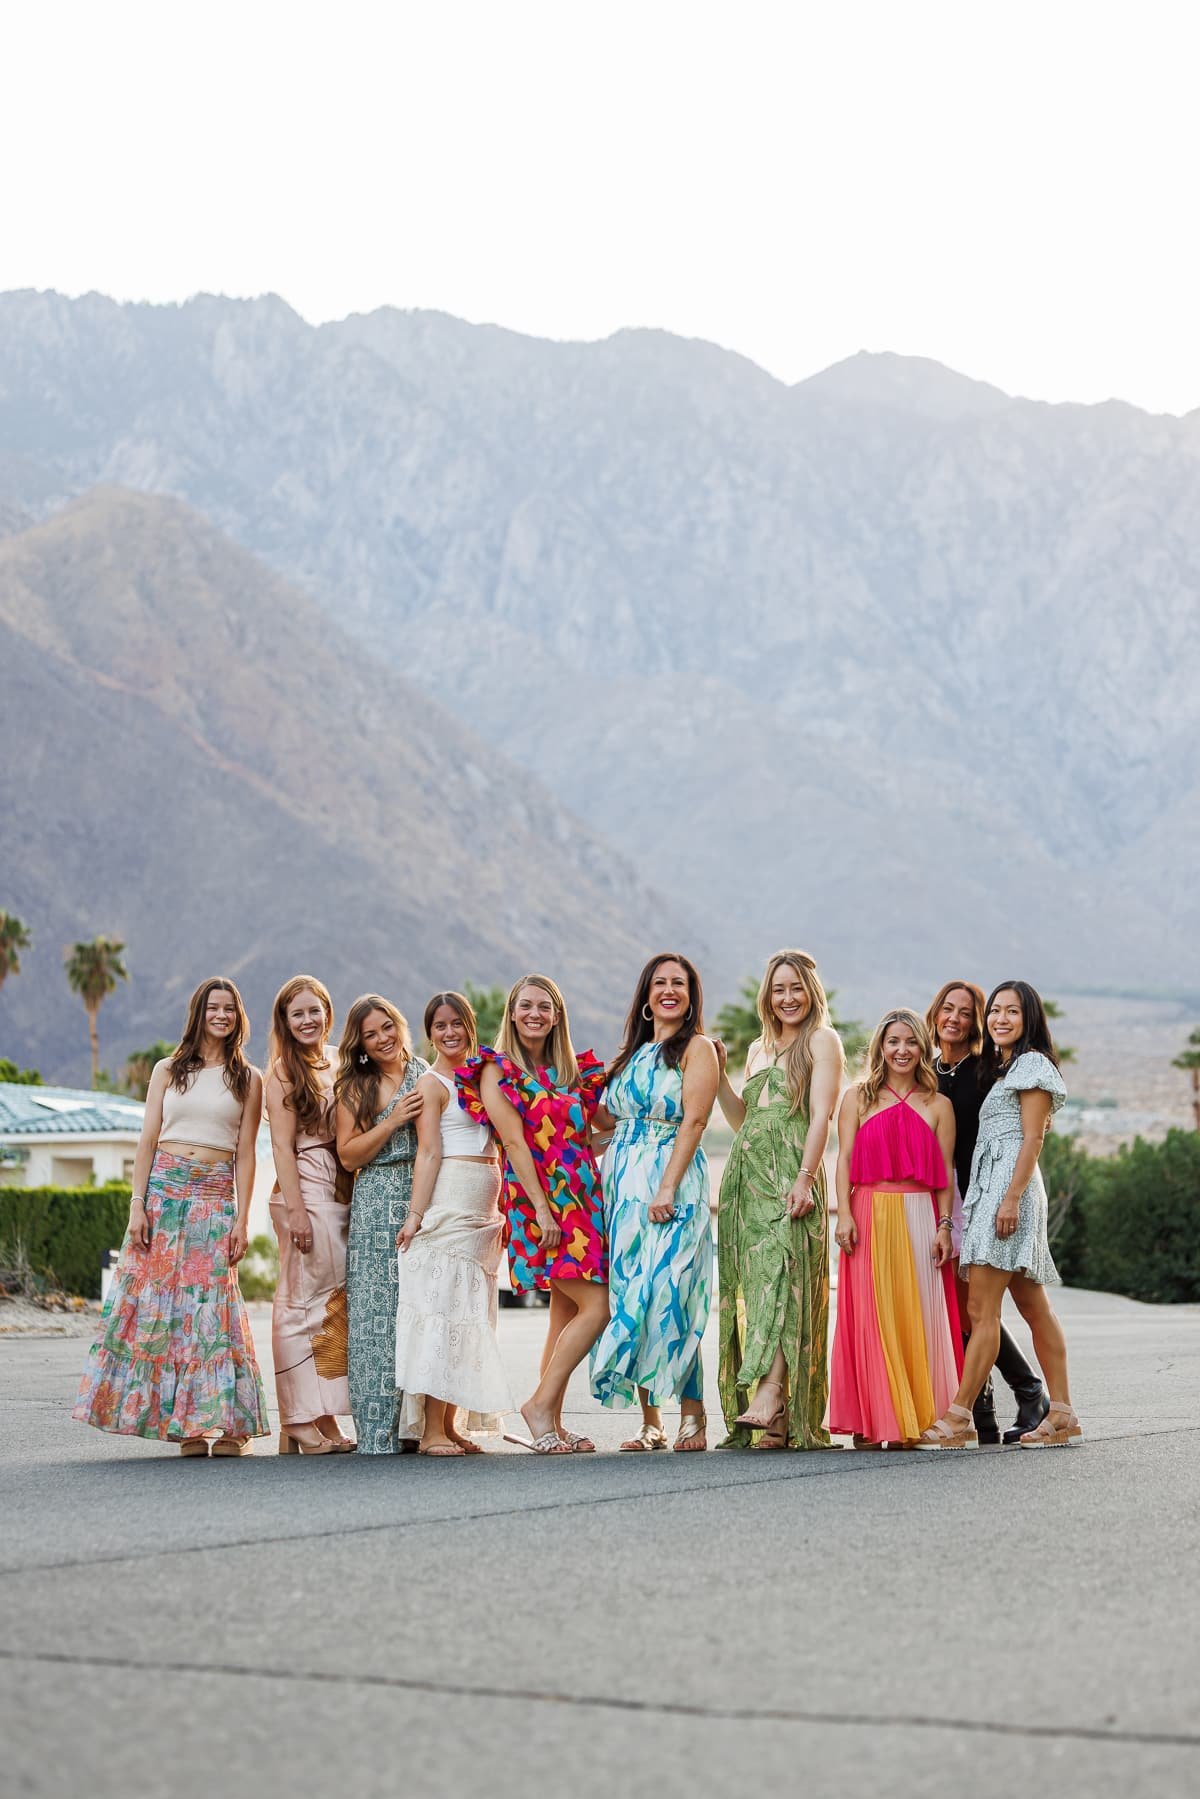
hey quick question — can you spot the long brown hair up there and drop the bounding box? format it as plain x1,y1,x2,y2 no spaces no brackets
858,1008,938,1116
924,979,986,1060
979,979,1061,1093
757,949,840,1116
422,991,479,1064
494,974,580,1088
335,994,413,1131
268,975,335,1136
166,977,252,1103
607,953,704,1089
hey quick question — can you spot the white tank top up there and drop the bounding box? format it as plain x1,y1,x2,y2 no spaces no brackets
433,1071,493,1157
160,1063,243,1152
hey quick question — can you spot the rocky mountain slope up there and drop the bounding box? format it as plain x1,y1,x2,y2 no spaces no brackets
0,489,686,1081
1,290,1196,1008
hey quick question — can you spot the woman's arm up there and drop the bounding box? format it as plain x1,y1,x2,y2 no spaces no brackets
127,1061,168,1248
265,1068,311,1254
930,1094,957,1265
995,1088,1053,1239
398,1075,445,1251
713,1036,750,1131
230,1070,263,1266
785,1026,844,1219
336,1082,422,1171
648,1038,719,1223
834,1087,860,1253
478,1063,561,1250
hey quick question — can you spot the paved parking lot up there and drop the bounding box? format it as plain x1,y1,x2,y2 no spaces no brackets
2,1287,1198,1798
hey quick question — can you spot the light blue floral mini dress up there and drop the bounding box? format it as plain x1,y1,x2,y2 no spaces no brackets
590,1042,713,1408
959,1051,1066,1285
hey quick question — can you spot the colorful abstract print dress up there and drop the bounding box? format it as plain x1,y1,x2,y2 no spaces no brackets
456,1047,607,1292
74,1151,269,1441
829,1091,963,1445
717,1064,831,1448
590,1043,713,1408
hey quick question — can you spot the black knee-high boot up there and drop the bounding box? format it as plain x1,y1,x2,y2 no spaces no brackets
994,1322,1049,1443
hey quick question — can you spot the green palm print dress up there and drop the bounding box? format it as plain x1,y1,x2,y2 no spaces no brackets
717,1063,831,1448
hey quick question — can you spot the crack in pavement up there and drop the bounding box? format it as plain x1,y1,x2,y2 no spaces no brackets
1,1646,1195,1751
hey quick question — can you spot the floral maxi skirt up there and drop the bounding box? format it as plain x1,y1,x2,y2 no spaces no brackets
73,1150,269,1441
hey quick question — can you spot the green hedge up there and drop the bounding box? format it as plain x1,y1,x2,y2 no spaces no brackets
0,1185,131,1299
1044,1129,1200,1303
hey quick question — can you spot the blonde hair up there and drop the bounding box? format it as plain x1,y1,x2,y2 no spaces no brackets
335,994,413,1132
758,950,841,1116
495,973,580,1089
858,1008,938,1116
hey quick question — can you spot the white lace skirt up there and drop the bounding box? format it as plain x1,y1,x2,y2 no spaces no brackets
395,1159,512,1435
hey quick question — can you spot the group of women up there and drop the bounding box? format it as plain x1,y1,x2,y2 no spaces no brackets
73,951,1082,1457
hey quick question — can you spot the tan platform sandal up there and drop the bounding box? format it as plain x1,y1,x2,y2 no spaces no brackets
918,1405,977,1449
211,1436,252,1457
179,1437,210,1457
620,1423,668,1452
1019,1403,1083,1448
279,1426,338,1456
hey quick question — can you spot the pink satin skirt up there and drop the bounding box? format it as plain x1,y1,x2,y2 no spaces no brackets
270,1144,351,1426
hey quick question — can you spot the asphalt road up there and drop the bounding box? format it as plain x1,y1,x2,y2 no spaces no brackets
2,1286,1198,1799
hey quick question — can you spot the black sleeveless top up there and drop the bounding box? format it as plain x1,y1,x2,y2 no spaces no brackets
936,1053,983,1195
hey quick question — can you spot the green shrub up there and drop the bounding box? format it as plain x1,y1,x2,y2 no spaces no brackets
0,1185,131,1297
1041,1129,1097,1284
1081,1130,1200,1304
238,1232,279,1301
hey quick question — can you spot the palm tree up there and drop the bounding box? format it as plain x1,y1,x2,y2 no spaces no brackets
1172,1028,1200,1132
0,912,32,999
1043,998,1076,1064
122,1039,176,1101
64,937,129,1088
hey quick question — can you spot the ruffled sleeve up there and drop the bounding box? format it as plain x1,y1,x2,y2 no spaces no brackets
454,1045,529,1125
1006,1052,1067,1112
576,1049,607,1118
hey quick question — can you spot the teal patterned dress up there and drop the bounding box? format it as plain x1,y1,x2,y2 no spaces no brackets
590,1043,713,1408
347,1057,428,1454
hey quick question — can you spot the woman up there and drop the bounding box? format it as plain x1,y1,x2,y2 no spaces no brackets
921,981,1081,1449
926,979,1049,1445
829,1008,962,1448
715,950,843,1451
73,977,269,1455
265,975,354,1455
457,974,608,1454
335,995,427,1455
590,954,718,1452
395,991,511,1457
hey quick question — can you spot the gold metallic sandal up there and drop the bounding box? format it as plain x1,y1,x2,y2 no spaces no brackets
619,1423,668,1452
673,1416,707,1452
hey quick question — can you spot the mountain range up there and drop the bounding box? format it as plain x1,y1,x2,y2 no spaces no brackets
1,289,1197,1078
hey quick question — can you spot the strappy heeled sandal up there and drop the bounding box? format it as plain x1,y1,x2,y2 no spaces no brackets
734,1379,784,1435
619,1423,668,1452
279,1425,338,1456
1019,1403,1082,1448
673,1416,707,1452
917,1405,977,1450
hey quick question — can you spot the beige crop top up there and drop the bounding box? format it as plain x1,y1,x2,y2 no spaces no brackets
160,1063,244,1152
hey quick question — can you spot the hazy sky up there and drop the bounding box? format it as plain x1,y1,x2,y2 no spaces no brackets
4,1,1197,412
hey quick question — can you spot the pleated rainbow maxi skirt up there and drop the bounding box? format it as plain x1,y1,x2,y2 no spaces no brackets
829,1187,962,1443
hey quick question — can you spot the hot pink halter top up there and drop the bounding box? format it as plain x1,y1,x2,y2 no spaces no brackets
849,1087,947,1191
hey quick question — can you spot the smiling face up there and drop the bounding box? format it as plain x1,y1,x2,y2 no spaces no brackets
648,959,690,1028
285,987,329,1055
203,989,238,1043
429,1002,470,1065
770,963,813,1034
512,984,557,1050
882,1018,921,1079
936,987,977,1051
987,988,1025,1056
360,1007,403,1067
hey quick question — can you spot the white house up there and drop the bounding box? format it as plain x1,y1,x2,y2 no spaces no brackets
0,1083,276,1238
